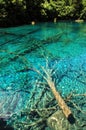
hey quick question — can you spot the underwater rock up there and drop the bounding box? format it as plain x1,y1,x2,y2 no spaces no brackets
47,110,76,130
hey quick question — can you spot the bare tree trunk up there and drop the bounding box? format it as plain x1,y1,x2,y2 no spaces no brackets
46,78,75,123
39,67,75,124
34,64,75,128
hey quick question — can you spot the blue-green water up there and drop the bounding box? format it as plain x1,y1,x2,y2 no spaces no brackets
0,21,86,129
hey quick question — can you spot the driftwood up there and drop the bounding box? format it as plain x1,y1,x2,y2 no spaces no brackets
75,19,84,23
34,65,75,124
47,79,75,123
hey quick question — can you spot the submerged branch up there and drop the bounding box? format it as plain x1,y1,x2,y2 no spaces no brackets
33,64,75,124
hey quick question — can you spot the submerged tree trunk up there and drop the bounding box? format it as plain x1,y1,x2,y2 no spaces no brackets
46,77,75,124
37,66,75,126
35,61,75,129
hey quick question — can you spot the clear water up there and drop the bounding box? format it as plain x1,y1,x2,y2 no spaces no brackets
0,21,86,129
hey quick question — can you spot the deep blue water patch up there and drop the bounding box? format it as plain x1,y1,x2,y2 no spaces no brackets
0,21,86,129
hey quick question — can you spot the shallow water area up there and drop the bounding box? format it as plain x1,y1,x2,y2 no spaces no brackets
0,21,86,129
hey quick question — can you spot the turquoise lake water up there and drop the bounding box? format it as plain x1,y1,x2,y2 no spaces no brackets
0,21,86,129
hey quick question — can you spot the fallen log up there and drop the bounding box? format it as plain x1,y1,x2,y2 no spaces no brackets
46,77,75,124
34,66,75,124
